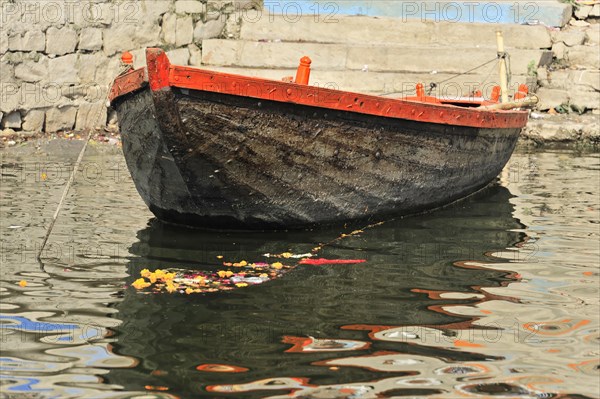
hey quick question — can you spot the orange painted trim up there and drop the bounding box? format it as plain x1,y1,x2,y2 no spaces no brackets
108,67,146,103
114,48,530,129
168,65,528,128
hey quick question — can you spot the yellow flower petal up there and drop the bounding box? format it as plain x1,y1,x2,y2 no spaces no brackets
18,280,27,287
235,283,248,288
271,262,283,270
132,278,150,290
281,252,292,258
140,269,151,278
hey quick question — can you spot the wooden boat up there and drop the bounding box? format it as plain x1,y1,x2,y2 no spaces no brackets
109,47,531,229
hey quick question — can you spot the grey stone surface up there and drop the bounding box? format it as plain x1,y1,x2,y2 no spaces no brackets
166,48,190,65
585,24,599,45
240,15,552,49
568,45,600,69
48,54,79,85
22,110,46,132
46,26,78,56
189,44,202,66
0,31,8,55
75,102,106,130
574,5,592,19
79,28,103,51
1,111,22,129
536,87,569,111
194,20,225,41
176,0,205,14
570,90,600,110
556,29,586,47
103,24,136,56
8,30,45,52
15,57,49,83
552,42,567,60
45,107,77,132
176,15,194,47
162,13,177,44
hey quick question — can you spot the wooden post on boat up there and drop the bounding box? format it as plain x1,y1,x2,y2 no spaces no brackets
496,31,509,103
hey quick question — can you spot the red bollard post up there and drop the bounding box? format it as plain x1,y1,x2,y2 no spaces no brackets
416,83,425,99
490,85,501,102
121,51,134,65
294,56,312,85
513,84,529,100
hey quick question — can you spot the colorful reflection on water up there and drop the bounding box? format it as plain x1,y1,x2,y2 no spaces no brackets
1,143,598,398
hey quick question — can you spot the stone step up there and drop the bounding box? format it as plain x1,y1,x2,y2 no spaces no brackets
263,1,571,27
201,66,530,97
202,40,544,75
240,15,552,49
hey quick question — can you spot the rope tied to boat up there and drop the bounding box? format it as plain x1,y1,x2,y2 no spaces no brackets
37,53,133,267
382,56,499,97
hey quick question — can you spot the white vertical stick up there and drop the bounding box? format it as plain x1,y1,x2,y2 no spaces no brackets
496,31,509,103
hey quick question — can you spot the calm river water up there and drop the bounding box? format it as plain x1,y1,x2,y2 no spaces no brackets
1,140,598,399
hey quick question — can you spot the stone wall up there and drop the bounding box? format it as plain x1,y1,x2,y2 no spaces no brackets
535,5,599,115
1,0,598,136
0,0,258,134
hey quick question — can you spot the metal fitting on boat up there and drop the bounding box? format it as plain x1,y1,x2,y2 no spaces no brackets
295,56,312,85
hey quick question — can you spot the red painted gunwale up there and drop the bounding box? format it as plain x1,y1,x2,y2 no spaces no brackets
108,67,146,102
111,48,529,129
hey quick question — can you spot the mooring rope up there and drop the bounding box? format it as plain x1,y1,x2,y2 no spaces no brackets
36,130,93,264
37,62,131,267
380,56,501,97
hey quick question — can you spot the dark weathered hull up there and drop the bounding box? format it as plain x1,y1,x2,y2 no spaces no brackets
115,85,520,229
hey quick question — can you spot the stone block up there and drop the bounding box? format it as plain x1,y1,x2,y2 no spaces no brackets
577,70,600,91
1,111,22,129
22,110,45,132
162,13,177,45
224,14,241,38
45,106,77,132
15,57,48,83
536,87,569,110
591,4,600,17
575,5,593,19
19,83,57,110
585,24,599,45
241,15,552,49
166,48,190,65
552,42,566,59
202,40,347,69
0,30,8,55
139,0,172,20
103,24,136,56
75,102,107,130
189,44,202,66
8,30,45,52
79,28,103,51
48,54,79,85
46,26,78,56
194,20,225,41
135,20,162,47
176,15,194,47
570,90,600,110
176,0,205,14
556,30,586,47
568,45,600,69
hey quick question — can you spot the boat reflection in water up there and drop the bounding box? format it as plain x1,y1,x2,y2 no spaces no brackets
108,185,585,398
